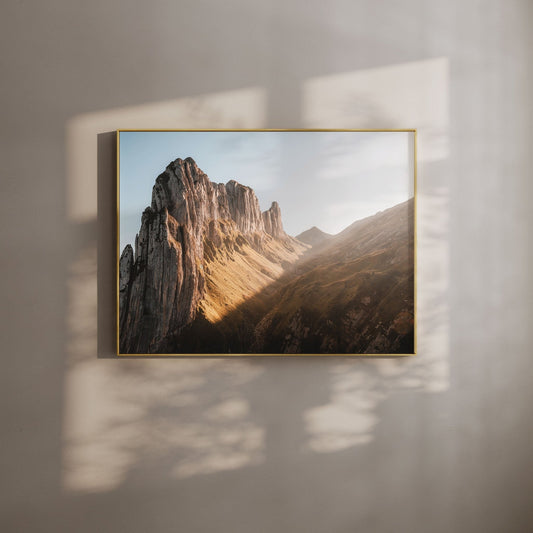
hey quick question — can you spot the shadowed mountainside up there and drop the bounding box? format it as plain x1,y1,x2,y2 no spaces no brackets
250,200,415,353
166,200,414,354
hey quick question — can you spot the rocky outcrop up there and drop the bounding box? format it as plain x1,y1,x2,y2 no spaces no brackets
225,180,265,235
119,157,303,354
262,201,285,239
118,244,134,333
119,207,185,354
150,158,268,239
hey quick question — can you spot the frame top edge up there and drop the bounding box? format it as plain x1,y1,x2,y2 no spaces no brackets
116,128,417,133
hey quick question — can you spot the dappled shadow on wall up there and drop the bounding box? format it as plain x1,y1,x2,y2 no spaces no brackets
301,58,450,453
64,87,270,492
63,59,450,494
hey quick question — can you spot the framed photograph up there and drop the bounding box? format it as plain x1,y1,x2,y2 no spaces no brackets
117,130,416,356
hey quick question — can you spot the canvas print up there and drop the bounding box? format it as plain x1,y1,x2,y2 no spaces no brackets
118,130,415,355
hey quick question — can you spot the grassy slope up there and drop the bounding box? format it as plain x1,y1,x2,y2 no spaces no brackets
249,199,415,353
199,220,308,323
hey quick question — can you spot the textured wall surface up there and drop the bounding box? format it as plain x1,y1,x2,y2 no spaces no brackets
1,1,532,532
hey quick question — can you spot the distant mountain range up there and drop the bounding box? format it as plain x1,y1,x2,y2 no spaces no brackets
119,157,414,354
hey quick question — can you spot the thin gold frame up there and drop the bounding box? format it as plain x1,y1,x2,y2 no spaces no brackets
116,129,417,357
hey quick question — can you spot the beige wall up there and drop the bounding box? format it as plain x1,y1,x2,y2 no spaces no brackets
2,1,532,532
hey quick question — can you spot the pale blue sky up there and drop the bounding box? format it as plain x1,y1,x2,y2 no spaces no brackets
119,131,413,252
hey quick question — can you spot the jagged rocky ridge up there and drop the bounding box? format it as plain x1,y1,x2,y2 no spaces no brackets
119,157,307,354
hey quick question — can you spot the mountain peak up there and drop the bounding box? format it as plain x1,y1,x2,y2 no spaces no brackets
168,155,197,166
120,158,302,353
295,226,332,247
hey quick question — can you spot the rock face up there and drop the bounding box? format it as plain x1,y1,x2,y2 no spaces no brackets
262,201,284,238
119,157,305,354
